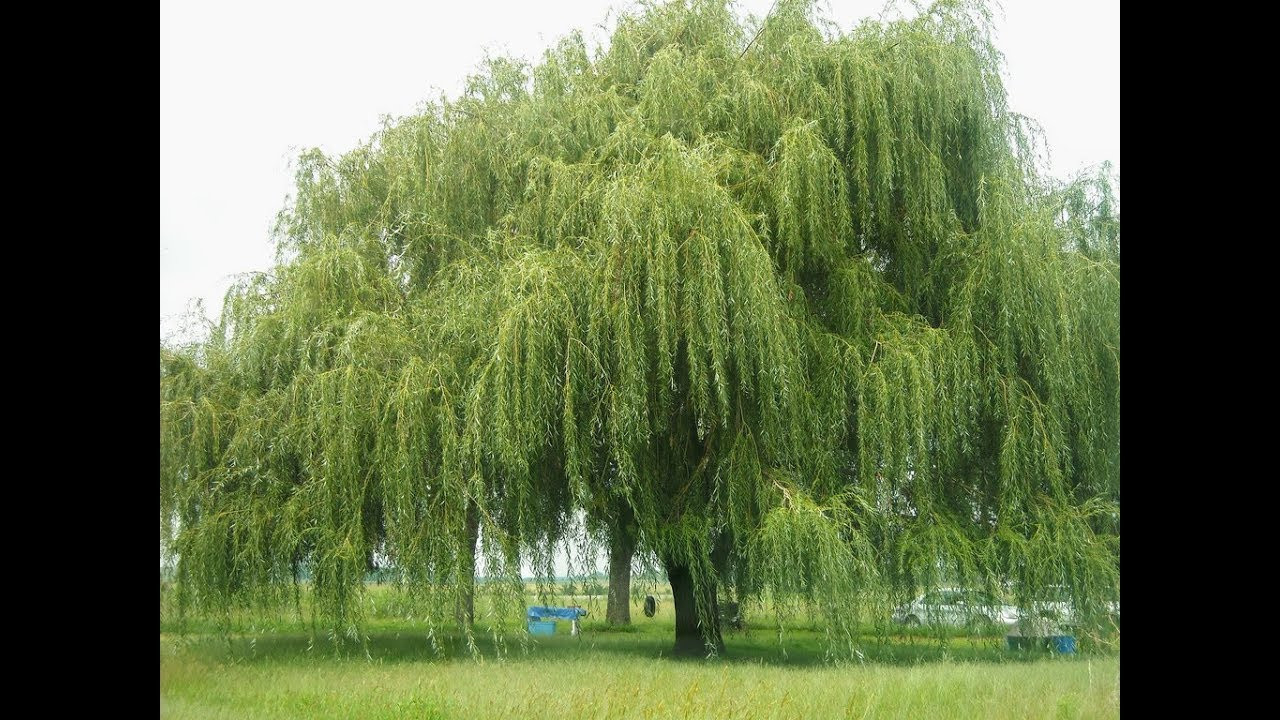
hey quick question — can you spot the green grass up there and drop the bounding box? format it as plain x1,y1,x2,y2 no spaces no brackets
161,635,1118,719
160,584,1119,719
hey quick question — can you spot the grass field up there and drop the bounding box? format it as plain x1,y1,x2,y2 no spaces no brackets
160,583,1119,719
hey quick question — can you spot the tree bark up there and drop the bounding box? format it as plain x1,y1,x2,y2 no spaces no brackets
606,536,635,625
606,507,637,625
456,501,480,628
666,559,724,657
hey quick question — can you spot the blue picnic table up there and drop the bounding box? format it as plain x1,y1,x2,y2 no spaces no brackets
527,606,589,621
526,605,589,635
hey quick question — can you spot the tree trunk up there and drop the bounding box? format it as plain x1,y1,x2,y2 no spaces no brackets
456,502,480,628
666,559,724,657
606,509,636,625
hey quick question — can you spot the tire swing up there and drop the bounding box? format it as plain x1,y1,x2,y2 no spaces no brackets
643,595,657,618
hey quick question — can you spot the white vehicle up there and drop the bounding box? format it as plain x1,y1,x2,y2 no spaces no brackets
892,588,1019,628
1017,585,1120,629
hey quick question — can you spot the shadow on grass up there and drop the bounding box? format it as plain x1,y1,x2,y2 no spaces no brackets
165,622,1106,669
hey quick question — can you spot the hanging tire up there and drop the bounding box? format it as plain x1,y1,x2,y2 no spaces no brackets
643,595,656,618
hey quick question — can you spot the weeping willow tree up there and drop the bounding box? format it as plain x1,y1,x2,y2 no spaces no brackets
160,0,1119,658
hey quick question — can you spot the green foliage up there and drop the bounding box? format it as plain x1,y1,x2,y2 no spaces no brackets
161,0,1119,658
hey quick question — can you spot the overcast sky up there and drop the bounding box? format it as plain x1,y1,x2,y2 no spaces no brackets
160,0,1118,340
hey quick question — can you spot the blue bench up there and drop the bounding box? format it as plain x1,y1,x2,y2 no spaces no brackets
1007,634,1076,654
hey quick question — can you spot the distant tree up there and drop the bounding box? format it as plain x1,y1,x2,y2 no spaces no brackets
160,0,1119,657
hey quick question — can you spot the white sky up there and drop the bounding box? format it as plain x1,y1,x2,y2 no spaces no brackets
160,0,1118,340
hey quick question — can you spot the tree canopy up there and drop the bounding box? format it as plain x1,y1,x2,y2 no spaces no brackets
160,0,1119,657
